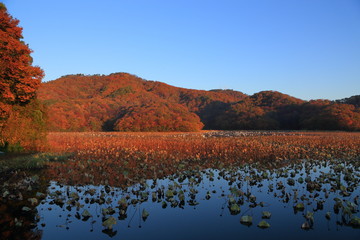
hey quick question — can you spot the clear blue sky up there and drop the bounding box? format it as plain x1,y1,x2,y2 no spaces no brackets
3,0,360,100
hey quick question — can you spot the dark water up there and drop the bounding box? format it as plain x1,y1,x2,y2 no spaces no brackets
1,158,360,239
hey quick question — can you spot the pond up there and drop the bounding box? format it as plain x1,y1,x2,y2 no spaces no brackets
1,157,359,240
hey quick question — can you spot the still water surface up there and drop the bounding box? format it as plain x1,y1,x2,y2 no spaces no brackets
31,159,360,240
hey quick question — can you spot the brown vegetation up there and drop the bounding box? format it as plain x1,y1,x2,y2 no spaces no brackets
44,131,360,187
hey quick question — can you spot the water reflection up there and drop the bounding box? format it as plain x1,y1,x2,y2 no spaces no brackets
1,157,360,239
0,171,46,240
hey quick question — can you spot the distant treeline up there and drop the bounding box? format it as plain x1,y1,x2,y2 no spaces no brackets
38,73,360,132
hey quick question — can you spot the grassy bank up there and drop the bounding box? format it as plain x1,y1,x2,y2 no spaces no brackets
0,152,72,173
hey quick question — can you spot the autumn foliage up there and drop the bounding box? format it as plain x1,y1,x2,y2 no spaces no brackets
0,4,358,134
214,92,360,131
0,4,45,151
38,73,246,132
113,102,204,132
38,73,360,131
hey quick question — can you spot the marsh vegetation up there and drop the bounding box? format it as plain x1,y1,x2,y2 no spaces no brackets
1,131,360,239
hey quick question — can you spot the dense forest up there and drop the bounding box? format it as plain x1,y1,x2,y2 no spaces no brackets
38,73,245,132
38,73,360,132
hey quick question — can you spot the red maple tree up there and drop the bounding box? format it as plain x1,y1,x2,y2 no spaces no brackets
0,3,43,118
0,4,45,150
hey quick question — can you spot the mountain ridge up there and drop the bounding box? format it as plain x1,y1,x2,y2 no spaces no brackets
38,72,360,131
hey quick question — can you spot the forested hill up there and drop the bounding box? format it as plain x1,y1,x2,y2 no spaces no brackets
38,73,247,131
38,73,360,131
